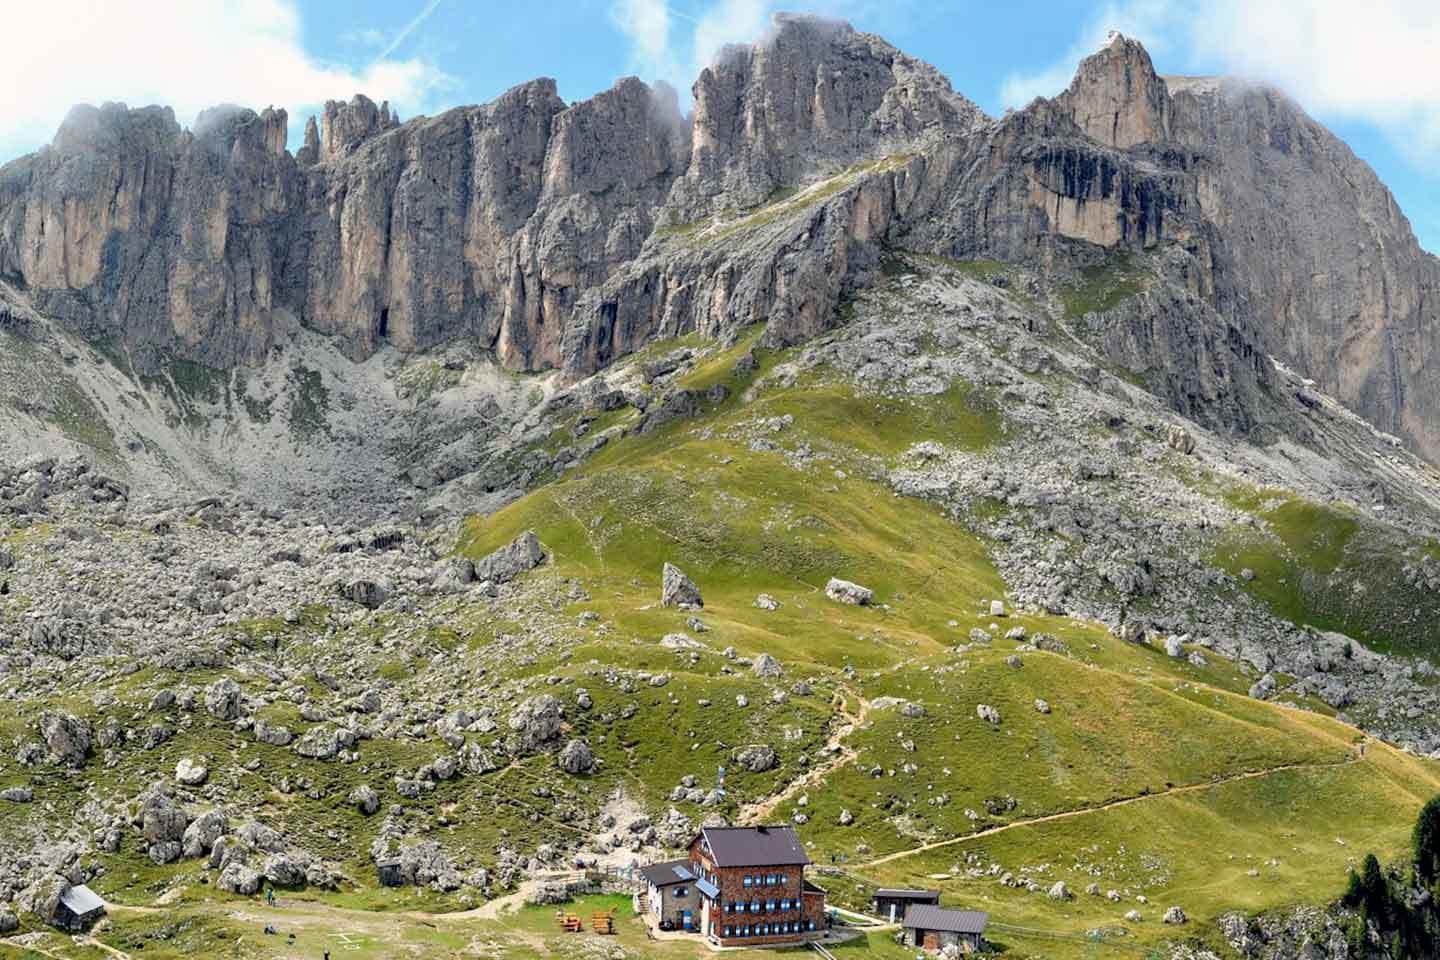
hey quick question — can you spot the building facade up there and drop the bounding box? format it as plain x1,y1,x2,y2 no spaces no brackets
638,859,701,930
684,825,826,947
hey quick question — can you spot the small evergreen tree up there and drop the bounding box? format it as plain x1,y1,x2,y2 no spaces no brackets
1362,853,1388,921
1414,795,1440,886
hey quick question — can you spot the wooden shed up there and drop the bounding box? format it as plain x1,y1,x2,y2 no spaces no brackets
872,887,940,923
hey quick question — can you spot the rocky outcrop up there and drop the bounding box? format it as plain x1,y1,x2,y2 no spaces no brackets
0,16,1435,461
667,12,984,217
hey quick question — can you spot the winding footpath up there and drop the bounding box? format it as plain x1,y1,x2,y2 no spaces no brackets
739,688,870,825
862,753,1364,869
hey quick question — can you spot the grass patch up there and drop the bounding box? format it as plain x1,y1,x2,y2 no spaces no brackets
1062,253,1147,319
1211,487,1440,655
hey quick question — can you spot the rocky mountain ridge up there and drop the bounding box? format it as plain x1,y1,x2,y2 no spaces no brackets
1,16,1437,467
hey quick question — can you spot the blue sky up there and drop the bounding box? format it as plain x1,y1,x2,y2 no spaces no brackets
2,1,1436,252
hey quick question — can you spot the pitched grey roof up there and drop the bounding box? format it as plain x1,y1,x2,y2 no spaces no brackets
60,885,105,915
698,825,810,867
902,904,988,934
639,859,694,886
875,888,941,901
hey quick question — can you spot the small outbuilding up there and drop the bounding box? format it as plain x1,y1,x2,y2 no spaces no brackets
55,884,106,932
872,887,940,923
376,858,406,887
639,859,700,931
902,904,988,954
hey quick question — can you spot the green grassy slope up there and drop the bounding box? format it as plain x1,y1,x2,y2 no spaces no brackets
6,326,1440,960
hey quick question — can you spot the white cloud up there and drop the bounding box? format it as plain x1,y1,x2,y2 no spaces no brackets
692,0,771,72
0,0,451,161
1190,0,1440,162
1000,0,1440,162
609,0,684,81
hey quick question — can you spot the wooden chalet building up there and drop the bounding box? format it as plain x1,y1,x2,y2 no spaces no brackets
681,825,827,947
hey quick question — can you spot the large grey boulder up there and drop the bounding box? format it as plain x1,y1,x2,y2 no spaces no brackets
254,719,294,746
350,784,380,815
175,757,208,786
474,531,545,585
182,809,227,858
341,579,392,609
507,695,563,754
205,677,242,720
39,712,91,767
661,562,703,608
558,739,595,775
825,578,873,605
751,653,783,678
218,862,262,895
141,790,189,845
294,725,355,761
735,744,778,773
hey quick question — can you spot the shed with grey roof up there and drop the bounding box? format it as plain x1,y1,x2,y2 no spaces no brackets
902,904,988,954
55,884,105,932
873,887,940,923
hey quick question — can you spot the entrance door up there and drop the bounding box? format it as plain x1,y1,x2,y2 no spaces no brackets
682,909,693,931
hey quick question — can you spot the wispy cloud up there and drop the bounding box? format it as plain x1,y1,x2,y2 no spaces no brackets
375,0,445,63
999,0,1440,165
608,0,907,98
0,0,451,162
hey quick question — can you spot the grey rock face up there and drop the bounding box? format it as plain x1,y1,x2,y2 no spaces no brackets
0,21,1435,461
474,531,545,585
294,725,354,760
254,719,294,746
182,809,227,858
661,562,703,608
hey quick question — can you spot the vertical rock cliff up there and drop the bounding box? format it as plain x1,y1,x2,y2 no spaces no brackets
0,15,1435,462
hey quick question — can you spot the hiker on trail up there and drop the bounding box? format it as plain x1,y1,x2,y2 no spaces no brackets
266,887,275,907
